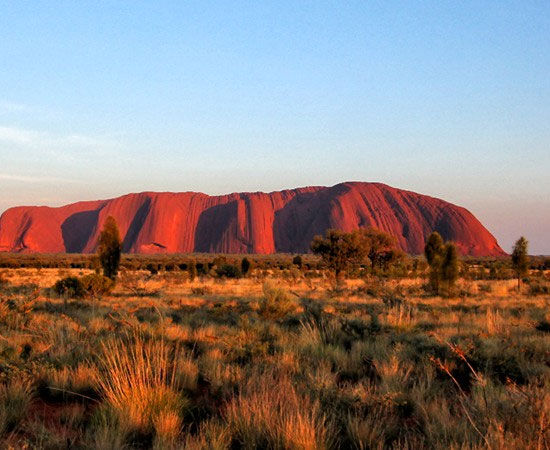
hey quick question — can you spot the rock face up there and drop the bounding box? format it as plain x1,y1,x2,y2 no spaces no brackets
0,182,505,256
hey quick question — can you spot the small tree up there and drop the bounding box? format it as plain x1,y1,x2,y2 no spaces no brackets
511,236,529,291
311,228,402,279
441,243,459,295
216,264,241,279
424,232,445,293
424,232,444,266
146,263,159,275
310,229,368,279
241,257,252,276
361,228,399,272
188,260,197,282
424,231,461,295
98,216,122,280
292,255,303,269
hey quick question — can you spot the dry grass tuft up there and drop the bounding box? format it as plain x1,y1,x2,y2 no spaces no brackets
97,335,189,437
485,308,506,335
225,371,332,449
152,410,182,449
0,379,33,436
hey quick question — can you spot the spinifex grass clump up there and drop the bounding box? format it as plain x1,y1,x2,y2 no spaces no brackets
225,371,332,449
0,380,33,437
96,335,194,446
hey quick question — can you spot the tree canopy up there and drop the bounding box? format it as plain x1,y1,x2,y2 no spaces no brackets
424,231,460,296
98,216,122,280
511,236,529,290
310,227,401,277
424,232,444,266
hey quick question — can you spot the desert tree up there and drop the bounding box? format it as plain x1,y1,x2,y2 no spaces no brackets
310,227,400,279
216,264,242,279
241,257,252,276
310,229,368,279
424,232,444,266
424,231,445,293
511,236,529,291
362,228,403,272
441,242,460,295
424,231,460,295
98,216,122,280
188,260,197,282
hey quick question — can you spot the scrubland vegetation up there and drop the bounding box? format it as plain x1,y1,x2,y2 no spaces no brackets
0,253,549,449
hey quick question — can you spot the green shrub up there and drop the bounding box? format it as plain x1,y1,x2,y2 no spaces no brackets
528,281,550,296
53,274,114,298
81,273,115,297
216,264,242,279
212,256,227,267
54,276,86,298
258,282,297,320
188,261,197,281
535,320,550,332
98,216,122,280
241,257,252,276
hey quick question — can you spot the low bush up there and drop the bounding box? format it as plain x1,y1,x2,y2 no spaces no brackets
81,273,115,297
478,283,492,293
258,282,298,320
216,264,242,279
53,276,86,298
53,274,114,298
535,319,550,333
528,281,550,296
191,286,212,296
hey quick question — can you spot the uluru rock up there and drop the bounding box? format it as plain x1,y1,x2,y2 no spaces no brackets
0,182,505,256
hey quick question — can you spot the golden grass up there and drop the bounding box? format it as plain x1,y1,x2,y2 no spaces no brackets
225,371,332,449
382,303,417,330
0,267,549,448
0,379,33,436
43,363,99,397
97,335,190,435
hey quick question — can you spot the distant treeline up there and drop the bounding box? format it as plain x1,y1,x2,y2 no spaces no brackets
0,252,548,280
0,253,320,271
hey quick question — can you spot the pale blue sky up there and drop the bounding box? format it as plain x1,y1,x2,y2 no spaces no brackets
1,1,549,253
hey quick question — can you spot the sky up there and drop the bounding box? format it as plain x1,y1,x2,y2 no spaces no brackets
0,1,549,254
